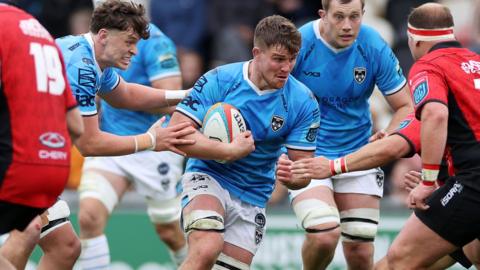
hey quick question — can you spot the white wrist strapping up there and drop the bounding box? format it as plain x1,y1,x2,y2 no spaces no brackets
133,136,139,153
146,131,156,150
330,157,349,176
165,90,187,100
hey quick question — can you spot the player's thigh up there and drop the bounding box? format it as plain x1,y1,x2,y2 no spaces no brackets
223,197,266,263
181,172,227,237
389,213,457,266
333,168,384,199
290,180,340,231
78,157,131,214
463,238,480,265
120,151,184,200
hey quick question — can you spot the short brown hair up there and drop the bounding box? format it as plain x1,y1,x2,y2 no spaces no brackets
90,0,149,39
408,4,454,29
253,15,301,55
322,0,365,11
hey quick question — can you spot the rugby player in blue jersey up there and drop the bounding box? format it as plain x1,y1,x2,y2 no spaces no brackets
284,0,413,269
76,2,188,268
169,15,320,270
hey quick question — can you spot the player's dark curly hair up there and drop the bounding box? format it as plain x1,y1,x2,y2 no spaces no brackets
254,15,301,55
90,0,149,39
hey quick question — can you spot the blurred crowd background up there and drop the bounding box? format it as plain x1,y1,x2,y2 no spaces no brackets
16,0,480,208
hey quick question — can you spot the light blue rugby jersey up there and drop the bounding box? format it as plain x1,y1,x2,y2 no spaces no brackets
177,61,320,208
100,24,181,135
56,33,120,116
292,20,406,159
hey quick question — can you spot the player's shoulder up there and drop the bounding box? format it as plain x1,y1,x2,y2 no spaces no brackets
356,24,388,50
298,20,317,43
286,76,317,103
56,35,95,68
0,3,25,16
213,62,244,79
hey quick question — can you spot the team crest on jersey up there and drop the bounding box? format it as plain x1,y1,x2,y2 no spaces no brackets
354,67,367,84
412,76,429,105
306,123,320,142
271,115,284,132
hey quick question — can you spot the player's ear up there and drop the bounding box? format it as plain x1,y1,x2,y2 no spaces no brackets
96,28,109,46
318,9,326,19
252,47,261,58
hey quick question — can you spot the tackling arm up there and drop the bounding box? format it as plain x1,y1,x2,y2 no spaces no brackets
100,77,188,111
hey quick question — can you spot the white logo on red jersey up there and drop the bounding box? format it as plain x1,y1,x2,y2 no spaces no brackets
39,132,66,148
461,60,480,74
19,18,53,41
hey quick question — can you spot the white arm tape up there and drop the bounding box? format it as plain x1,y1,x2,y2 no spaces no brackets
165,90,188,100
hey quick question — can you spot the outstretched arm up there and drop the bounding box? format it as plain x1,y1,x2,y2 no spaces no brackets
100,77,189,111
291,134,411,179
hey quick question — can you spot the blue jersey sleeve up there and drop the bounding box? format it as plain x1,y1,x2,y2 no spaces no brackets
142,30,181,81
66,59,98,116
285,92,320,151
374,39,406,95
98,68,120,93
176,69,223,126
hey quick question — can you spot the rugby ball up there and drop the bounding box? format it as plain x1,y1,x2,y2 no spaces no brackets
202,103,246,163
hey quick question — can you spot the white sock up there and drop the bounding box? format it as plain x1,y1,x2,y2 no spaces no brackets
79,234,110,269
169,244,188,266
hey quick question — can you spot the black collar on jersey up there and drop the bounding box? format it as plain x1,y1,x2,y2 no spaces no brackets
0,0,19,7
429,41,462,52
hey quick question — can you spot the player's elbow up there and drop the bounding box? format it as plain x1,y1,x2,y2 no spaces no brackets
74,138,97,157
421,103,448,124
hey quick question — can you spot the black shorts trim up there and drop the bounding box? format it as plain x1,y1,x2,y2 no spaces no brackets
0,200,46,234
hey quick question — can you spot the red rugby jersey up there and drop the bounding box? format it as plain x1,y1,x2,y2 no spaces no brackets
409,41,480,183
0,4,76,207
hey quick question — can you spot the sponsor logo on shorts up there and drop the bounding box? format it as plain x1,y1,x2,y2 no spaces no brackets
354,67,366,84
376,169,384,188
441,181,463,206
157,163,170,175
254,213,266,245
161,179,170,191
271,115,284,132
255,213,266,228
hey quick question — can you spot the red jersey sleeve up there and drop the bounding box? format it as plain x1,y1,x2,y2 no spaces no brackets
408,63,449,120
390,113,421,157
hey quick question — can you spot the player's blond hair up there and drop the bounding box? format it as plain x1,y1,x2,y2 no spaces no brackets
321,0,365,11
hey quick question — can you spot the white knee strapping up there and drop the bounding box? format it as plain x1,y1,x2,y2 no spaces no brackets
212,253,250,270
340,208,379,242
78,170,119,213
40,200,71,238
147,196,182,224
183,210,224,235
293,199,340,229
